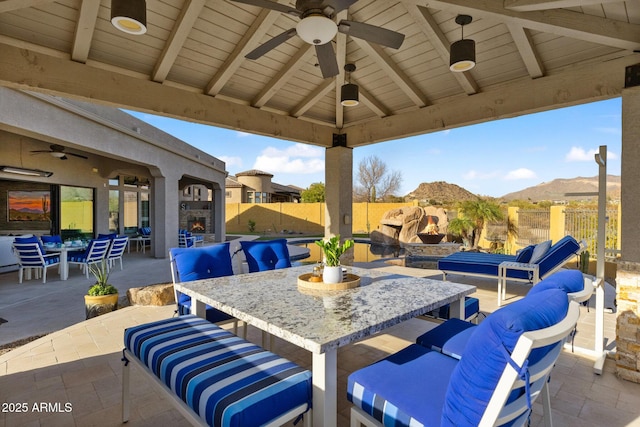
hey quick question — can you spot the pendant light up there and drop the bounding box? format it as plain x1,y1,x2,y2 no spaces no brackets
449,15,475,72
341,64,359,107
111,0,147,35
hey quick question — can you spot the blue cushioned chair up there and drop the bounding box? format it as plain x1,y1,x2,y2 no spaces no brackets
416,269,590,361
178,232,196,248
169,243,238,327
105,236,129,271
349,290,580,427
41,235,62,245
12,237,60,283
67,238,111,279
240,239,291,273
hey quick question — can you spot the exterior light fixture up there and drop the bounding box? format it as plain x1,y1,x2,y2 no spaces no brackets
450,15,475,72
111,0,147,35
0,166,53,177
296,14,338,45
341,63,359,107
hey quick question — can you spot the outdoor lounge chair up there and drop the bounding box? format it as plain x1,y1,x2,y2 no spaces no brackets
169,243,243,335
416,269,593,361
439,235,585,305
349,289,580,427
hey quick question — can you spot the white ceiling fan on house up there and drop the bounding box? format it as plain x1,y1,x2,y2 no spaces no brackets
233,0,405,78
30,144,88,160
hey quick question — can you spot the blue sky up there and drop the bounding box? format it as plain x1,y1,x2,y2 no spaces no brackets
126,97,621,198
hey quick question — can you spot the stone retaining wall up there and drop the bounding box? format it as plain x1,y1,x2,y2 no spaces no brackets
616,261,640,383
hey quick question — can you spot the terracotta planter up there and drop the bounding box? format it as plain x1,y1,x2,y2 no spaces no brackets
84,293,118,319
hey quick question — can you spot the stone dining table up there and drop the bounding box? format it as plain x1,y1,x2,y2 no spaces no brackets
174,265,476,427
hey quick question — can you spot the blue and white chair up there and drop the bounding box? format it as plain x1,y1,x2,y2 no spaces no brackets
12,236,60,283
349,289,580,427
105,236,129,271
178,232,196,248
240,239,291,273
67,238,111,279
169,242,243,335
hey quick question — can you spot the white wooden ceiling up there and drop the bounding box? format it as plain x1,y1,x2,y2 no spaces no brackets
0,0,638,148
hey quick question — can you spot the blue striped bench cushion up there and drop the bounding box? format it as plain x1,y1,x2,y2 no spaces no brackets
124,315,312,427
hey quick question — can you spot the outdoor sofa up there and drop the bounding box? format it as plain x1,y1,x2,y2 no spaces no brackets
438,235,585,305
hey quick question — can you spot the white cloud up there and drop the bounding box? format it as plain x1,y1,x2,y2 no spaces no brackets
252,143,324,174
235,131,251,138
504,168,536,180
218,156,243,168
566,146,619,162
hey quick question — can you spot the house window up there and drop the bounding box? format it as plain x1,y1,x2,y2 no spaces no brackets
225,191,231,198
247,192,253,203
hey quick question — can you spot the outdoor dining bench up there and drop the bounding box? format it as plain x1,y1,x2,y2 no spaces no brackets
121,314,312,427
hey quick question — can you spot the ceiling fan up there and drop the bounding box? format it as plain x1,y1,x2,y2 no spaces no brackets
30,144,88,160
233,0,405,78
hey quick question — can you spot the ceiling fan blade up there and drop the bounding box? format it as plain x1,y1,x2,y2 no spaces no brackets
315,43,339,78
60,155,68,160
338,20,405,49
230,0,301,16
324,0,358,13
246,28,297,60
30,150,50,154
68,152,88,159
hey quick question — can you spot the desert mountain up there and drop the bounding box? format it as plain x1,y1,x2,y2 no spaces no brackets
405,181,479,203
501,175,621,201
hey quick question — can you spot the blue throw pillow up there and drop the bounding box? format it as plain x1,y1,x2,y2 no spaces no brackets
171,242,233,282
527,269,584,296
515,245,535,263
441,289,569,426
529,240,551,264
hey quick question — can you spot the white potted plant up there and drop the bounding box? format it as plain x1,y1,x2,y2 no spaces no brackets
315,235,354,284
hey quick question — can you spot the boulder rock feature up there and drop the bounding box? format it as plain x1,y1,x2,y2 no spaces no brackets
372,206,449,245
127,283,176,306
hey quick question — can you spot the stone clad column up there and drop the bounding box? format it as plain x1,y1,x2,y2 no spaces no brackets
616,83,640,382
324,145,353,262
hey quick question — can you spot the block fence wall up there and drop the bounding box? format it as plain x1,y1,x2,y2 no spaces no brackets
225,201,420,235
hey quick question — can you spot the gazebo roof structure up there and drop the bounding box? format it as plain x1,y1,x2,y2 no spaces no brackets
0,0,638,148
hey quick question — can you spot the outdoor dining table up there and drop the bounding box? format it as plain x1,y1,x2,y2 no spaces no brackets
174,264,476,427
44,243,86,280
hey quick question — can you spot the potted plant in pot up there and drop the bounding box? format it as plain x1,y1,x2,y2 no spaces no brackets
315,235,354,284
84,259,119,319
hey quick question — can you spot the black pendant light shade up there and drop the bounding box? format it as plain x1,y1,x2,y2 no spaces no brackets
341,64,359,107
111,0,147,35
450,15,475,72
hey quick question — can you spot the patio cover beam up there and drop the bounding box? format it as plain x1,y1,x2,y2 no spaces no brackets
0,42,336,147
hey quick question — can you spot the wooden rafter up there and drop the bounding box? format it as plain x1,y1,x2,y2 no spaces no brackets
507,23,544,78
0,0,53,13
71,0,100,63
504,0,623,12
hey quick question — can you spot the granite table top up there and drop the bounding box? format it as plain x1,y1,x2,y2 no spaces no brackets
175,265,476,354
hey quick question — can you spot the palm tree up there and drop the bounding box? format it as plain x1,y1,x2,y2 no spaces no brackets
448,217,475,247
456,200,504,248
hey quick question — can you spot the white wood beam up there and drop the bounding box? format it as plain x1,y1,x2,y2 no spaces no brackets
0,0,53,13
357,82,390,118
205,9,282,96
345,54,638,146
423,0,640,51
152,0,206,83
0,42,336,146
352,38,429,107
335,10,348,129
408,4,478,94
71,0,100,63
504,0,623,12
507,23,544,78
291,79,334,117
252,44,313,107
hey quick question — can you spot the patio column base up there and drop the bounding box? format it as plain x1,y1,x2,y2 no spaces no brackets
616,261,640,383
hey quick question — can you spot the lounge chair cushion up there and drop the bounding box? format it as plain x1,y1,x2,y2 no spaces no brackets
124,315,312,427
171,242,233,282
515,245,535,263
527,269,584,297
536,236,581,277
441,288,569,426
348,344,458,427
529,240,551,264
438,252,531,280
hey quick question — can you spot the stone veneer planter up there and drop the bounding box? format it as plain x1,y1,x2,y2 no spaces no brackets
616,261,640,383
402,242,461,258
